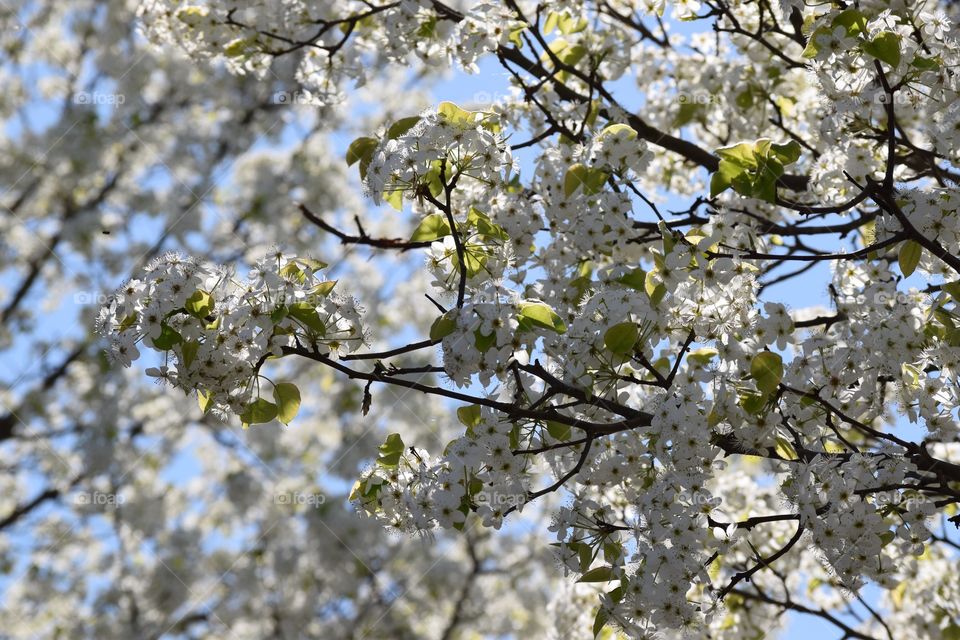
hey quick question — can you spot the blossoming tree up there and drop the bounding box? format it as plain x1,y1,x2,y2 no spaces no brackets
0,1,558,638
102,0,960,637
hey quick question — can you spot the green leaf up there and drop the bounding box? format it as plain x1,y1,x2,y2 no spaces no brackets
775,435,799,461
606,586,625,609
603,322,639,354
579,566,615,582
751,351,784,396
271,306,289,324
410,213,452,242
716,141,758,167
711,139,799,204
564,163,608,196
293,257,328,271
474,329,497,352
577,542,593,573
311,280,337,297
180,340,199,368
673,100,701,128
546,420,572,441
457,405,482,429
902,362,922,388
437,101,476,126
687,347,718,365
862,31,901,68
151,324,182,350
603,541,622,562
377,433,405,468
911,55,940,70
616,268,646,290
898,240,922,277
223,37,254,58
384,188,403,211
645,270,666,306
860,219,877,246
710,160,744,198
288,303,326,333
598,123,638,140
517,302,567,334
429,312,457,340
558,43,587,68
544,11,560,34
185,290,214,318
416,15,437,38
508,25,525,48
346,136,378,179
346,136,377,166
118,313,137,332
197,389,214,414
832,9,867,37
739,390,769,415
944,623,960,640
557,13,588,34
943,281,960,300
770,140,802,164
273,382,301,425
801,27,829,59
239,398,278,428
387,116,420,140
279,262,307,284
593,607,609,639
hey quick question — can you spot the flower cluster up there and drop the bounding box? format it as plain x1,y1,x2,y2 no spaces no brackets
352,406,531,531
97,252,365,423
361,102,515,206
784,453,931,590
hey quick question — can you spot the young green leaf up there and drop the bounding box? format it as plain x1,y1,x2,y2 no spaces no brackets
239,398,278,428
410,213,452,242
387,116,420,139
603,322,639,354
517,302,567,334
272,382,301,425
185,290,214,318
578,566,615,582
437,101,476,126
429,312,457,340
180,340,199,368
346,136,378,179
898,240,922,277
546,420,572,441
311,280,337,297
151,324,183,350
457,404,482,429
197,389,214,414
564,163,609,196
862,31,901,68
376,433,405,468
751,351,784,396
